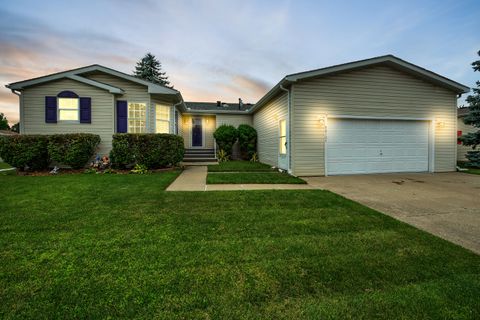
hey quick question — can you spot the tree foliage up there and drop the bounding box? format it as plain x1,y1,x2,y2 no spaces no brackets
237,124,257,160
10,123,19,133
133,53,172,88
0,113,10,130
213,125,238,157
459,50,480,166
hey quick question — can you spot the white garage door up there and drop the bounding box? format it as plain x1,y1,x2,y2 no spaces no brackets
326,119,429,175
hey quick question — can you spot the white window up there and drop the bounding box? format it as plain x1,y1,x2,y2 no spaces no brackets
279,119,287,154
58,98,79,121
155,104,170,133
128,103,147,133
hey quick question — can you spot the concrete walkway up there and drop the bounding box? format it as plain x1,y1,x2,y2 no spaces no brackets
166,166,313,191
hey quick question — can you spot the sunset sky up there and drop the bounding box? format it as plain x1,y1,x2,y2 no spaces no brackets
0,0,479,124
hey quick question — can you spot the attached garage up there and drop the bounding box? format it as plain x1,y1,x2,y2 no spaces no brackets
251,55,470,176
326,118,431,175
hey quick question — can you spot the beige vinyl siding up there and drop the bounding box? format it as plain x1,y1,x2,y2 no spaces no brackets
181,115,216,149
457,117,476,161
176,108,183,137
291,65,458,176
21,78,114,155
216,114,252,128
84,71,152,133
253,92,288,166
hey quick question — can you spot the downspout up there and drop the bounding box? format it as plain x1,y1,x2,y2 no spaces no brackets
10,89,22,133
279,84,292,174
172,98,184,136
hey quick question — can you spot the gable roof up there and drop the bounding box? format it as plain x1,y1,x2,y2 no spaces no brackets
251,55,470,113
6,64,180,96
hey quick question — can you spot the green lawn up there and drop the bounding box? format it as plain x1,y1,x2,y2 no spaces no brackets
1,173,479,318
464,168,480,175
207,172,306,184
0,161,15,176
208,160,274,172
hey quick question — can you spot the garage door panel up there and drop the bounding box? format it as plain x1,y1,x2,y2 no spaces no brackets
327,119,429,175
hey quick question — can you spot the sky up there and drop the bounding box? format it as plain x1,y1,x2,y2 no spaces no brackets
0,0,479,125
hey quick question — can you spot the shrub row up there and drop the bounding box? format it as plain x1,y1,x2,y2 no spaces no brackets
0,134,101,170
110,133,184,169
213,124,257,159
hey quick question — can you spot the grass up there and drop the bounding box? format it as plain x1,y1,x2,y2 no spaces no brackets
208,160,274,172
464,168,480,175
207,172,306,184
0,161,15,176
1,173,480,318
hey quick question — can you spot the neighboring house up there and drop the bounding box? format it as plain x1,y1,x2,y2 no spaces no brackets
457,107,476,162
6,55,469,176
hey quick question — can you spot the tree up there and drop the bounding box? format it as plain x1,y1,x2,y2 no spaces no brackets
0,113,10,130
133,53,172,88
213,125,238,157
459,51,480,166
10,123,19,133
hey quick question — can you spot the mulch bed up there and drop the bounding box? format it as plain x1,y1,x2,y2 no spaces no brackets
14,167,180,176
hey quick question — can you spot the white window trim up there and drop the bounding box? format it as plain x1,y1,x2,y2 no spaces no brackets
57,96,80,123
279,119,287,155
154,104,171,134
127,102,148,133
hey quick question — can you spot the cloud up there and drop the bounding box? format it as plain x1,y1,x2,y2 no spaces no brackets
218,75,271,102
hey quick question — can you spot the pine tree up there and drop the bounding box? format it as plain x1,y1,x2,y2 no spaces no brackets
133,53,172,88
460,50,480,166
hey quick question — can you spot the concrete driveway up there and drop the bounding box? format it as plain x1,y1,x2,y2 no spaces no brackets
305,172,480,254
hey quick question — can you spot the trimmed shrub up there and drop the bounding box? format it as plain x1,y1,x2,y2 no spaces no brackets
237,124,257,160
110,133,184,169
48,134,101,169
213,125,238,156
0,135,49,170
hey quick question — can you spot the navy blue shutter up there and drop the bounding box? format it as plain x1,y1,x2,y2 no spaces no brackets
116,101,128,133
45,96,57,123
79,97,91,123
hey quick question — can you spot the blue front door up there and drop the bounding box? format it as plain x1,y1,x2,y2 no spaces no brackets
192,117,202,147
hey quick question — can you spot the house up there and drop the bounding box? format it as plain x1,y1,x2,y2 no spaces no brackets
6,55,470,176
457,107,476,162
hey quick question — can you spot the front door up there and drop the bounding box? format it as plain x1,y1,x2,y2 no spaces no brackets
192,117,203,147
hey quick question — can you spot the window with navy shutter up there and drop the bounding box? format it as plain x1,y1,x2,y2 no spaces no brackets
45,96,57,123
116,100,128,133
79,97,91,123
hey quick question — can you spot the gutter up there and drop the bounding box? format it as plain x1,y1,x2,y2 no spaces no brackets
172,96,186,134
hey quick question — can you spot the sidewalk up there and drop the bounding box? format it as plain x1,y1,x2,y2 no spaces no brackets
166,166,313,191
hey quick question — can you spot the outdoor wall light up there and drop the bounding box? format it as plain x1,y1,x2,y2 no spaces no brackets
317,116,326,126
437,121,445,128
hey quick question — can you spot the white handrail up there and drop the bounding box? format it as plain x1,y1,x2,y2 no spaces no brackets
214,138,217,159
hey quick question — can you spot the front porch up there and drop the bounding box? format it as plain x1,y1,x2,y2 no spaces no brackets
180,114,216,150
180,114,217,163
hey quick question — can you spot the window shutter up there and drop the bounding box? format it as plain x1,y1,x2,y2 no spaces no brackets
116,100,128,133
45,96,57,123
80,97,92,123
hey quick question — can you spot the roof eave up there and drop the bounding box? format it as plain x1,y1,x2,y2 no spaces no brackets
249,78,292,113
